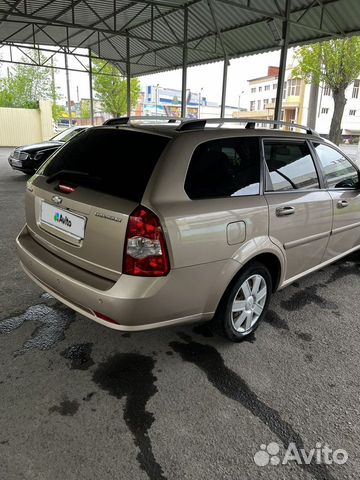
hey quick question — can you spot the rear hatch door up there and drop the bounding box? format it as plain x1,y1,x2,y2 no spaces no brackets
25,127,170,280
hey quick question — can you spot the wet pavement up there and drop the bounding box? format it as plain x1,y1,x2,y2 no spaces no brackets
0,147,359,480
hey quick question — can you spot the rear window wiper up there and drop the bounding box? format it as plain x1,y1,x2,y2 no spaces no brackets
46,170,95,184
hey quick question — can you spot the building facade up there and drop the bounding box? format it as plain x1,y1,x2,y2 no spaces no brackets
238,65,360,138
142,85,241,118
236,66,307,127
315,79,360,136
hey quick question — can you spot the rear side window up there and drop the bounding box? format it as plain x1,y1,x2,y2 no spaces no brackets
264,141,319,191
184,137,260,199
43,128,170,202
312,143,359,188
51,128,84,143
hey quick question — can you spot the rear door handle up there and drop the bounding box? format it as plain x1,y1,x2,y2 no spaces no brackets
337,200,349,208
276,206,295,217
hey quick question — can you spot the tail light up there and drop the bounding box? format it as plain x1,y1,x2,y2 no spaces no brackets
123,206,170,277
94,311,118,325
58,183,76,194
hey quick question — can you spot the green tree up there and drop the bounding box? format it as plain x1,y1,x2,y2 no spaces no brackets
52,103,66,122
0,50,64,122
80,99,91,118
293,37,360,145
92,58,140,117
0,77,14,107
50,56,64,122
0,50,55,109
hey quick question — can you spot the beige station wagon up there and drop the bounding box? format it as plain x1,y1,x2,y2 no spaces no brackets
16,118,360,341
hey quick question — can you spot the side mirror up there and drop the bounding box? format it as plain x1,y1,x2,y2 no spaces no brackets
334,177,359,189
355,171,360,189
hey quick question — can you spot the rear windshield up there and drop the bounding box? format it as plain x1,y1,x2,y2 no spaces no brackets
43,128,170,202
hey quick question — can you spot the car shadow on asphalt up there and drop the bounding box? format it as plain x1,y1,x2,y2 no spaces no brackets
6,173,31,182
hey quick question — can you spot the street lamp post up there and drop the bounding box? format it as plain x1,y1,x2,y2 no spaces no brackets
238,90,244,115
198,87,203,119
155,83,160,116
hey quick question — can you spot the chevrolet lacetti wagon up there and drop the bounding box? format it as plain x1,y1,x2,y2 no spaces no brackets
16,118,360,341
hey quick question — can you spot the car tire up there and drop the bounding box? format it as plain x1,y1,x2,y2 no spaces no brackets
214,262,272,342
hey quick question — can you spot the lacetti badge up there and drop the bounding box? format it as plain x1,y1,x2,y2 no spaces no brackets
54,212,72,228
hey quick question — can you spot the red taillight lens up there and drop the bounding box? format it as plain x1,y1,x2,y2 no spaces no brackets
58,183,76,193
124,206,170,277
94,311,118,325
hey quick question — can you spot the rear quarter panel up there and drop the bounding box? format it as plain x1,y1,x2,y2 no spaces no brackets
143,131,285,307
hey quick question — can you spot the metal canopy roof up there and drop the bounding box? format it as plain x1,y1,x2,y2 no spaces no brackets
0,0,359,77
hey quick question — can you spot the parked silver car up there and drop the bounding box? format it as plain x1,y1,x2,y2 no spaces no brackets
16,118,360,341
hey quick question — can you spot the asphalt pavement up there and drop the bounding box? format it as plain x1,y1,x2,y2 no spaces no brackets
0,146,359,480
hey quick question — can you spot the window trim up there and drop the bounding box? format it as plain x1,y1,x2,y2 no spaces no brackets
310,141,360,191
287,79,301,97
184,135,264,201
261,137,324,193
352,79,359,99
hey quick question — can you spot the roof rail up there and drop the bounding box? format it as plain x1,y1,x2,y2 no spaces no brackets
103,117,129,126
103,116,185,126
180,119,206,131
177,118,319,136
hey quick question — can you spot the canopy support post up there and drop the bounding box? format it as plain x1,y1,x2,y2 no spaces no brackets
126,33,131,117
307,82,319,129
64,49,72,127
274,0,291,123
88,48,94,125
181,6,188,118
220,57,229,118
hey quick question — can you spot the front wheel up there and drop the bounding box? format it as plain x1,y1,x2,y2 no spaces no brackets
214,262,272,342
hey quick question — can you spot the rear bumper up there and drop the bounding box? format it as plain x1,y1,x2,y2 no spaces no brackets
16,225,222,331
